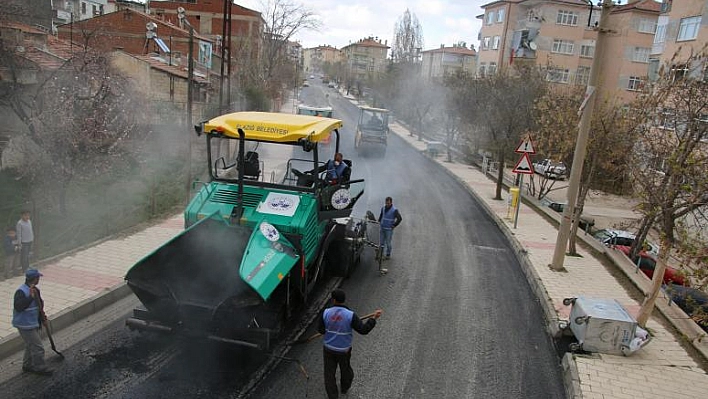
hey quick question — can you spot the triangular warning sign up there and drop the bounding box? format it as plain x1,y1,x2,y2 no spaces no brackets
512,153,535,175
514,137,536,154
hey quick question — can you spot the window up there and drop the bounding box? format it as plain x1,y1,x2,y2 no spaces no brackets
648,59,660,81
488,62,497,75
637,18,656,34
92,5,97,15
552,39,574,55
654,23,667,44
627,76,643,91
497,8,505,23
479,63,486,77
556,10,578,26
576,66,590,85
632,47,650,63
81,2,86,14
588,12,600,28
492,36,500,50
486,11,495,25
677,16,701,41
580,45,594,58
483,37,491,50
546,68,570,83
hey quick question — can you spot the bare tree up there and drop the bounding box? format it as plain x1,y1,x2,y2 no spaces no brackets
533,85,636,254
255,0,320,106
392,9,423,63
448,67,546,200
1,44,148,214
628,50,708,327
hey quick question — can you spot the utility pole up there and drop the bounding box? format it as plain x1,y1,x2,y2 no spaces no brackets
550,0,613,271
178,7,195,205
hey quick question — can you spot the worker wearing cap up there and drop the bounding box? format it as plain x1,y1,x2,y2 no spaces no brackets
12,268,52,375
317,289,382,398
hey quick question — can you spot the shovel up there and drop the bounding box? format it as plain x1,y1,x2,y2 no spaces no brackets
289,311,378,346
43,320,65,359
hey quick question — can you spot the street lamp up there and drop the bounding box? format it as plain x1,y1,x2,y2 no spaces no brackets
177,6,194,204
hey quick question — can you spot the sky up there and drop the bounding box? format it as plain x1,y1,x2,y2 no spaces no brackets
235,0,489,51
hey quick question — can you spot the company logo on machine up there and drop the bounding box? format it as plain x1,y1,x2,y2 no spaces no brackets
257,192,300,217
268,196,294,210
260,222,280,242
330,188,351,210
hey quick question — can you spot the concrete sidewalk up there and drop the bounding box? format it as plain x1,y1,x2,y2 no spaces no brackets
0,215,184,359
385,119,708,398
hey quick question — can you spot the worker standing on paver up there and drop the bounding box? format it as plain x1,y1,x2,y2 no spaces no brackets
317,289,382,398
12,268,53,375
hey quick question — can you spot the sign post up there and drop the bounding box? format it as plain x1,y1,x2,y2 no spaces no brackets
511,136,536,228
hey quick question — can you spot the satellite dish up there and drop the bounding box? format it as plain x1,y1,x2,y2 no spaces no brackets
528,41,538,51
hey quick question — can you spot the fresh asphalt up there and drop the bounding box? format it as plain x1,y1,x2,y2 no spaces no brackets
0,81,565,398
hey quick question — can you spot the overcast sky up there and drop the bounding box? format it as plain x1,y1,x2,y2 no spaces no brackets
235,0,488,51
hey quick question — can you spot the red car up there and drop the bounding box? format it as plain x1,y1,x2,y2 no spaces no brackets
614,246,688,286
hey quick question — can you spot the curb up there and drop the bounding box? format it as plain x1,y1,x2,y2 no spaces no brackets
0,282,133,360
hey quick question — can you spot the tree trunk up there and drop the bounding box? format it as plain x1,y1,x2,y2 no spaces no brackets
568,181,590,255
631,214,655,260
636,236,671,327
494,150,504,200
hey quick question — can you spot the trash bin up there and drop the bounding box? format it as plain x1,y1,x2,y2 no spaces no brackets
568,297,637,355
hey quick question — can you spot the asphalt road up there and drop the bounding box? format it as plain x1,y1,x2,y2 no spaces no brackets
250,82,566,398
0,81,565,398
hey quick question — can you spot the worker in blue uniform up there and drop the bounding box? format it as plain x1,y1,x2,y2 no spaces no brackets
317,289,382,398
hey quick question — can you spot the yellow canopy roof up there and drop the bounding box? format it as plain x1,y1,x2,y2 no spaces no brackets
203,112,343,142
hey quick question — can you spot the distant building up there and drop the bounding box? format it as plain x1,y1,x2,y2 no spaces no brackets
477,0,660,102
341,37,390,82
303,45,343,74
421,44,477,80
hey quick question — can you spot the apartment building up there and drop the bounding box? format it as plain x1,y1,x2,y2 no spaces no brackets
303,45,343,74
478,0,660,102
341,37,390,82
421,44,477,80
650,0,707,80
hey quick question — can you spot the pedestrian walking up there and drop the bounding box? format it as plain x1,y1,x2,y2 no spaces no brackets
13,268,53,375
16,210,34,273
378,197,402,260
317,289,382,399
4,226,20,279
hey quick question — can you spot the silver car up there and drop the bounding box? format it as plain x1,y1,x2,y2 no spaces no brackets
593,228,660,257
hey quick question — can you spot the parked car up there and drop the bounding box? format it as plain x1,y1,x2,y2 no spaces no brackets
533,159,567,180
614,245,687,286
665,284,708,332
593,228,660,257
544,200,595,232
328,81,336,88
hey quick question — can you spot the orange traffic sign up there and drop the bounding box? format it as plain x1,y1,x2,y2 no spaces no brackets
512,153,535,175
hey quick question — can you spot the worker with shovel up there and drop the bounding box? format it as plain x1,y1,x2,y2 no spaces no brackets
12,268,53,376
317,289,382,398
